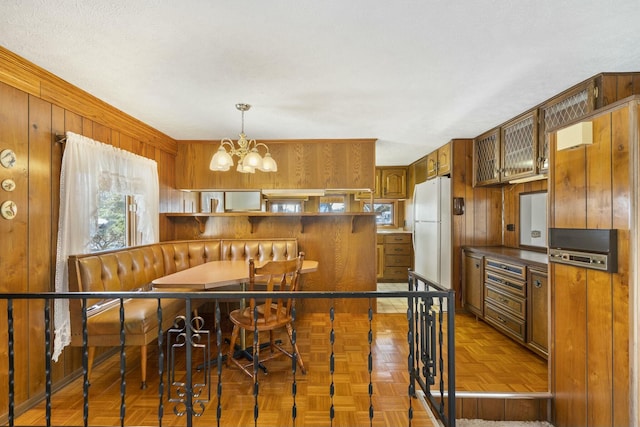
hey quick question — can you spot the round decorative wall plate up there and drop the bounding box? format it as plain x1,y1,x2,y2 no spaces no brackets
1,200,17,220
1,178,16,192
0,149,17,168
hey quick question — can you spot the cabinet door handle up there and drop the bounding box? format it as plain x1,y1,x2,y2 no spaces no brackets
475,263,480,268
534,279,542,288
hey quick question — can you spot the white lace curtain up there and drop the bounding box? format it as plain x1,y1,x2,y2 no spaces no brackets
53,131,159,361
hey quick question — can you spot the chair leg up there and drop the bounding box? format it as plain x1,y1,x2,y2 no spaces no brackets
269,330,276,353
285,323,306,374
226,325,239,367
227,325,256,378
87,346,96,385
140,345,147,389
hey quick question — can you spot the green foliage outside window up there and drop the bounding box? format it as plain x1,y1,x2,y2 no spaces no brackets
90,192,126,252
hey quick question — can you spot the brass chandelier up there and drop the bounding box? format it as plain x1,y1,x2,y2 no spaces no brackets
209,103,278,173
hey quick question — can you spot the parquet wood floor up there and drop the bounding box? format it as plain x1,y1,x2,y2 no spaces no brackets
14,307,547,426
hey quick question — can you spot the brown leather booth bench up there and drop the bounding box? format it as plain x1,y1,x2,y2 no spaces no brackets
67,238,298,388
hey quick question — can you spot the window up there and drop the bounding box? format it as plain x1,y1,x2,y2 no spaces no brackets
362,200,397,227
54,132,159,361
319,195,346,213
268,200,304,213
89,194,140,252
91,192,126,251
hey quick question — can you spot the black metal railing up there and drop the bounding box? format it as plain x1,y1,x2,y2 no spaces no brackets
408,270,456,427
1,283,455,427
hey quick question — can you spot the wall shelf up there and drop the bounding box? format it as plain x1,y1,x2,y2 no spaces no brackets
163,212,377,233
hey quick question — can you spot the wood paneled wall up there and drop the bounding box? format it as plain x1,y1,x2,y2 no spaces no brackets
166,214,377,313
176,139,376,190
548,100,633,426
0,48,182,421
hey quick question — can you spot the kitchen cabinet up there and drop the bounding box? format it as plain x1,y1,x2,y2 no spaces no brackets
538,82,595,175
379,167,407,199
426,142,451,179
378,233,412,282
473,127,501,186
483,257,527,343
462,250,483,318
473,72,640,184
474,111,538,186
357,167,407,200
462,246,548,359
527,268,548,358
376,235,384,279
500,111,538,182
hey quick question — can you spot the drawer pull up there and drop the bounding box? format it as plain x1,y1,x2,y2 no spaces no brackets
497,315,507,324
499,297,509,304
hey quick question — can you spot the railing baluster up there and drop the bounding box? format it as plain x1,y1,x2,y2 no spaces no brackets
81,298,89,427
157,298,164,426
215,300,223,426
44,299,52,427
119,298,126,427
329,304,335,426
184,298,193,427
252,304,259,427
8,298,14,427
447,291,457,427
291,305,298,426
407,291,415,425
367,303,374,426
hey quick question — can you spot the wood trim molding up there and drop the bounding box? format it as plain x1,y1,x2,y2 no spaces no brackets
0,46,177,154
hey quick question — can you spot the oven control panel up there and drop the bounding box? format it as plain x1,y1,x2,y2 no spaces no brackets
549,248,610,272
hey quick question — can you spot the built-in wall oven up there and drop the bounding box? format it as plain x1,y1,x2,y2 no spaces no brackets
548,228,617,273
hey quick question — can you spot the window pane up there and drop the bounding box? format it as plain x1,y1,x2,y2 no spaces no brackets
90,192,126,252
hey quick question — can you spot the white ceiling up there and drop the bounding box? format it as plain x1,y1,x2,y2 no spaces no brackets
2,1,640,166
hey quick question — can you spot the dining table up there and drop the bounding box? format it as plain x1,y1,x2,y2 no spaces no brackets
151,258,318,371
151,259,318,290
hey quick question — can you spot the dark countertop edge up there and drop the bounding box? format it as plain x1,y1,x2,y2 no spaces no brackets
463,245,548,268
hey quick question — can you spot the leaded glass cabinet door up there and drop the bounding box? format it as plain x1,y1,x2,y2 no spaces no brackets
500,111,538,181
473,128,501,186
539,84,594,173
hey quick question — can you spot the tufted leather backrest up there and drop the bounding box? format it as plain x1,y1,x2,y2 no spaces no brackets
68,238,298,300
69,244,164,307
159,240,222,275
219,239,298,262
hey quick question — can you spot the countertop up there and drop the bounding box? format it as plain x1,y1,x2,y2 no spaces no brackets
463,245,548,268
376,229,411,234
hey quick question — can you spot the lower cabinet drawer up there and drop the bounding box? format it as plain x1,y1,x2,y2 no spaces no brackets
385,244,412,256
385,254,411,267
485,285,526,319
484,303,526,342
384,266,409,280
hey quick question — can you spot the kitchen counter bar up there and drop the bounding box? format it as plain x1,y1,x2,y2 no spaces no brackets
462,246,548,269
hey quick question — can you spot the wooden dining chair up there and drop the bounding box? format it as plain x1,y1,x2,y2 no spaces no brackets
226,252,306,379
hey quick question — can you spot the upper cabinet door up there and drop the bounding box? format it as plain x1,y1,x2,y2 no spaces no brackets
380,167,407,198
473,128,501,186
426,151,438,179
437,142,451,176
500,110,538,182
539,83,594,174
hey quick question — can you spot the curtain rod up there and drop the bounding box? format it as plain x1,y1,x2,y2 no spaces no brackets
55,134,66,143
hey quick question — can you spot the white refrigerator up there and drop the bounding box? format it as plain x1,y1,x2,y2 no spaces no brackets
412,176,452,289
